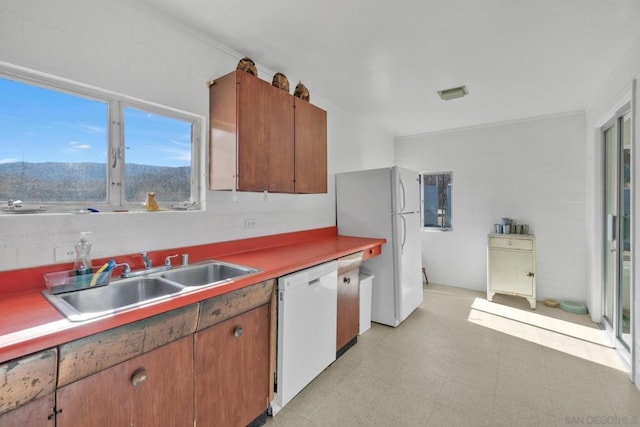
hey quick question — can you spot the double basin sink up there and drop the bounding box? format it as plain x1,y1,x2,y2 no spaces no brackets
42,261,260,322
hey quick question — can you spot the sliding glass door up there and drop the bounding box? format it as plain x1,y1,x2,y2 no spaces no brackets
602,105,632,351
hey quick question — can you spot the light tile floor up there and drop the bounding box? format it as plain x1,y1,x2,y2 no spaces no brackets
267,284,640,426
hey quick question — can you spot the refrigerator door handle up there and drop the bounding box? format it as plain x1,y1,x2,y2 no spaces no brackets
401,214,407,254
399,175,406,213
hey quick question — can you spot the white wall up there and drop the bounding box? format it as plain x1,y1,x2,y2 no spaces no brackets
396,113,587,302
0,0,395,271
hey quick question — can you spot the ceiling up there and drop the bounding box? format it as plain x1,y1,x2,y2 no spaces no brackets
136,0,640,137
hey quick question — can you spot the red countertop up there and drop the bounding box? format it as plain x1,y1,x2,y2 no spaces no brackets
0,227,385,363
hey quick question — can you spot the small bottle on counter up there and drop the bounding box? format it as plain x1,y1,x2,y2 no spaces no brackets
73,231,93,285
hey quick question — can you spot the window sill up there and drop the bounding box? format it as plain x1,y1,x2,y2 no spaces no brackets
0,206,203,216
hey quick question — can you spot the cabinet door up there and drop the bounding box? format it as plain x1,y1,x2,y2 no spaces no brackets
0,348,56,427
195,304,270,427
237,70,271,191
268,85,295,193
56,336,193,427
0,395,55,427
489,249,534,295
294,98,327,193
337,269,360,352
210,71,239,190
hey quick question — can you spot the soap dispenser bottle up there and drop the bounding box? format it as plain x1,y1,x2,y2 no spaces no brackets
73,232,93,282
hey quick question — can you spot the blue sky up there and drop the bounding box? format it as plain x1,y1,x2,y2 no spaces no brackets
0,77,192,167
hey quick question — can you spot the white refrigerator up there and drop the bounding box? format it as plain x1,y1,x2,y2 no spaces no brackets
336,166,423,327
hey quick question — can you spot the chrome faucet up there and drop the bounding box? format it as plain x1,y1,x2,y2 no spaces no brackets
141,252,152,269
117,253,178,278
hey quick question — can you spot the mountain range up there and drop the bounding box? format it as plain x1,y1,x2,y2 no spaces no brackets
0,162,191,202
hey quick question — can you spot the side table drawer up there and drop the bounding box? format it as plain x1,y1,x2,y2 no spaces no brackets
489,237,533,251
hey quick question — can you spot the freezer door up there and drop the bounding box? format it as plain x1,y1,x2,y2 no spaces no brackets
392,211,424,323
336,168,394,237
392,167,420,214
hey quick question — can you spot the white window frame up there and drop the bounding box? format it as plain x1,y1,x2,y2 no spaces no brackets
0,61,204,212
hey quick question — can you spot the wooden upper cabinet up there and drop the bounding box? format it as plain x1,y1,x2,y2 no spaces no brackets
209,71,239,191
236,70,271,191
209,69,325,193
268,84,295,193
294,98,327,193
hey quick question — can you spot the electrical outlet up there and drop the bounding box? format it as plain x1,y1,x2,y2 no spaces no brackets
54,246,76,262
244,218,257,229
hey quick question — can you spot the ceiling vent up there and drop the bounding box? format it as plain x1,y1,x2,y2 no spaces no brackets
437,85,469,101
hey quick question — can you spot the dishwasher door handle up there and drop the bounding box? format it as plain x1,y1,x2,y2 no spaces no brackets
308,278,320,286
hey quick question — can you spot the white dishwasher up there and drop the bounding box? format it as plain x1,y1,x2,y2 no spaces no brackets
271,260,338,415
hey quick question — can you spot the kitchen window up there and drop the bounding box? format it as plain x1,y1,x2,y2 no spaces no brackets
421,172,452,230
0,65,202,211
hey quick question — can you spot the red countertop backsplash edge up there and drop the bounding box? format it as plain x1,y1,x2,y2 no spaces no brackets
0,226,338,297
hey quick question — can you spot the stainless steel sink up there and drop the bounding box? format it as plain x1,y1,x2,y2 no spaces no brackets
42,277,184,322
160,261,259,287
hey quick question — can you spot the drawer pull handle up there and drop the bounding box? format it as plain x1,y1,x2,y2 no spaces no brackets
369,248,375,254
131,368,147,387
234,326,244,337
343,276,351,284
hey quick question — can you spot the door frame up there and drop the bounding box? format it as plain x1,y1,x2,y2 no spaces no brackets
599,95,635,375
601,106,627,344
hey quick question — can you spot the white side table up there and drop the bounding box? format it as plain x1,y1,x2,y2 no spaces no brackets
487,233,536,309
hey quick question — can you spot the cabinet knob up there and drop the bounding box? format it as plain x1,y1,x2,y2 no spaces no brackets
527,272,535,277
234,326,244,337
131,368,148,387
369,248,375,254
343,276,351,284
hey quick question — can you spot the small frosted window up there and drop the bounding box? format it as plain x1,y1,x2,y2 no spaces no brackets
422,172,452,229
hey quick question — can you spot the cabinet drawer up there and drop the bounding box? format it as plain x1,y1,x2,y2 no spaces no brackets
197,280,274,331
58,303,198,386
489,237,533,251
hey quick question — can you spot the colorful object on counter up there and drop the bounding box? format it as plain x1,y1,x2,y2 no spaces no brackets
144,192,160,211
44,266,113,294
89,259,116,287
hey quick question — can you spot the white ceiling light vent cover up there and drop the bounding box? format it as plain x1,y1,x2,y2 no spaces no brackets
437,85,469,101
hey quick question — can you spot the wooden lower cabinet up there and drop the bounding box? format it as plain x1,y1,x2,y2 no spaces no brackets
56,335,193,427
195,304,270,427
0,395,55,427
336,267,360,353
2,282,274,426
0,348,57,426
